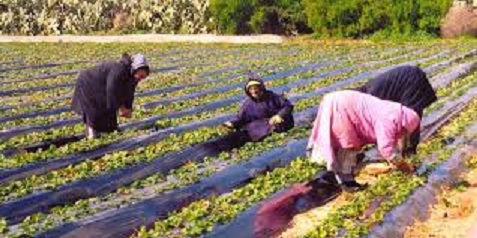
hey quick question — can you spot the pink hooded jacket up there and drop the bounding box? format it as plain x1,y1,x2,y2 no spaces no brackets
307,90,420,168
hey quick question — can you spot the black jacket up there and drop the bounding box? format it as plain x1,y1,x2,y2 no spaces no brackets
354,65,437,153
72,55,137,132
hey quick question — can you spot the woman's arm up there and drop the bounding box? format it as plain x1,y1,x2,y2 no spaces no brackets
227,101,249,129
376,125,414,173
276,94,294,119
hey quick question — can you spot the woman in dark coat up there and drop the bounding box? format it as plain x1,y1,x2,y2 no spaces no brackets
72,53,150,139
354,65,437,154
223,73,294,141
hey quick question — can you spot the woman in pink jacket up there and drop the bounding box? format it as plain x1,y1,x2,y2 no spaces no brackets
307,90,420,192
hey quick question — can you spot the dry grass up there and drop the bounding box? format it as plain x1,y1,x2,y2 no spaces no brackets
404,158,477,238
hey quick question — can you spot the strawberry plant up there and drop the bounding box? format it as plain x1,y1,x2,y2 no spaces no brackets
2,41,477,238
0,126,229,203
5,126,310,237
0,44,433,150
305,98,477,238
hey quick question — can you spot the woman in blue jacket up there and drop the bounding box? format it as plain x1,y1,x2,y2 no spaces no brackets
223,73,294,141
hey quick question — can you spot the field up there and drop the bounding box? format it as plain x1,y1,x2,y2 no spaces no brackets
0,40,477,238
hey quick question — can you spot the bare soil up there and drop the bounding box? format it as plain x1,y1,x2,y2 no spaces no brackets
441,6,477,38
278,162,390,238
404,158,477,238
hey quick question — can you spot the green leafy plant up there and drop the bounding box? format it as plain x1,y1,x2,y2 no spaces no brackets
302,0,453,38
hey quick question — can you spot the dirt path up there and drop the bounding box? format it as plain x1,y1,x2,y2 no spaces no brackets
278,163,391,238
404,155,477,238
0,34,283,44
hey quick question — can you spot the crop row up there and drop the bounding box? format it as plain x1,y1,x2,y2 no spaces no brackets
0,44,444,149
136,93,477,238
1,48,474,236
4,127,311,237
0,50,313,126
0,46,459,198
0,47,441,170
0,46,290,110
304,99,477,238
0,57,384,152
0,56,438,228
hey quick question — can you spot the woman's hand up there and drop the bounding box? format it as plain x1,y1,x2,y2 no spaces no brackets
223,121,234,129
269,115,284,125
391,158,415,174
119,107,132,118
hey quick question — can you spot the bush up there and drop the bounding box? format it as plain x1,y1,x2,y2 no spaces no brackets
0,0,213,35
302,0,453,38
209,0,311,35
419,0,454,34
0,0,453,37
209,0,254,34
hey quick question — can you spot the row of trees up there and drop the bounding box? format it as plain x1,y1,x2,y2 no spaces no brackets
210,0,453,37
0,0,453,37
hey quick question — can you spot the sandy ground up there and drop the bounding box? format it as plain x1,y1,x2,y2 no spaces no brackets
278,156,477,238
278,163,390,238
404,159,477,238
278,193,351,238
0,34,284,44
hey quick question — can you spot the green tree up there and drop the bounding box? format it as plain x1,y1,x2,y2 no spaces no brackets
301,0,453,38
210,0,311,35
209,0,254,34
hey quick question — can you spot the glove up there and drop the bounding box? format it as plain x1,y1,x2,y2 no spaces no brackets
223,121,234,129
119,107,132,118
269,115,284,125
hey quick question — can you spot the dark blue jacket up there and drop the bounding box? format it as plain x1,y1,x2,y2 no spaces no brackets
231,79,294,141
72,55,137,132
354,65,437,153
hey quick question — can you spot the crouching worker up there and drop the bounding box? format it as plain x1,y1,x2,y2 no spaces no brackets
72,53,150,139
306,90,420,192
223,73,294,142
354,65,437,155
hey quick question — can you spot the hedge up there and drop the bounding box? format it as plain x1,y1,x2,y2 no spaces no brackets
0,0,453,37
301,0,453,38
